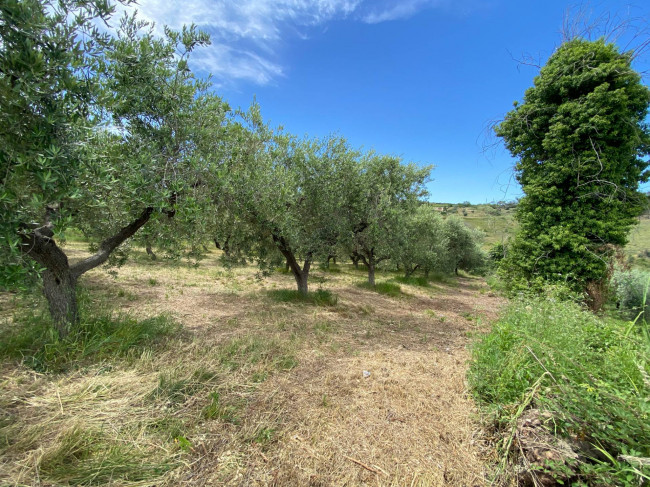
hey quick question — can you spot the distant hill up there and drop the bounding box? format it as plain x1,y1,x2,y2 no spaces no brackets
432,202,650,269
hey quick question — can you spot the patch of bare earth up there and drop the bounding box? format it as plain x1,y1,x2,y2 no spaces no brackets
1,243,506,486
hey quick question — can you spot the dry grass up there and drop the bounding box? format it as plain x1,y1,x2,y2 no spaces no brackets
1,242,506,486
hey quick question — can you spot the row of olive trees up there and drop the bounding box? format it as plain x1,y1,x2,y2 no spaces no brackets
1,0,484,337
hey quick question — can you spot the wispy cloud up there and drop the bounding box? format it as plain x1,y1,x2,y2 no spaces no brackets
362,0,435,24
116,0,459,86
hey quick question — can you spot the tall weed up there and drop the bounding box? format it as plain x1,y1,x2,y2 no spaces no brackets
0,298,179,372
469,298,650,485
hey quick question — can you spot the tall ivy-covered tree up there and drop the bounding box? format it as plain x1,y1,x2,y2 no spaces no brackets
349,154,431,286
496,38,650,301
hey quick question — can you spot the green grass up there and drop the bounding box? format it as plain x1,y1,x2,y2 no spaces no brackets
217,336,298,372
267,289,338,306
202,392,243,424
394,275,430,287
468,298,650,485
38,427,179,486
0,307,179,372
357,281,402,296
626,216,650,270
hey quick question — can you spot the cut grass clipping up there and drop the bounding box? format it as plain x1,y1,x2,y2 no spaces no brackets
267,289,338,306
468,298,650,485
357,281,402,296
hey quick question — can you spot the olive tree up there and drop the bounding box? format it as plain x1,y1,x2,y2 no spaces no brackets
222,108,359,294
442,216,486,276
0,1,224,335
396,205,447,279
348,154,431,286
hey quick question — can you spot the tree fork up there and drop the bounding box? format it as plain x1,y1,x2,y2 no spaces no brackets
22,207,154,336
272,233,311,295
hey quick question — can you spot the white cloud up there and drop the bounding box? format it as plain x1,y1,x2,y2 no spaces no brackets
115,0,457,86
362,0,431,24
199,44,285,86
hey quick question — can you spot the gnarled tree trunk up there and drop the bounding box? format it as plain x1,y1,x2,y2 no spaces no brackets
272,233,311,295
367,261,376,286
22,207,154,337
42,268,78,335
358,248,389,287
145,243,157,260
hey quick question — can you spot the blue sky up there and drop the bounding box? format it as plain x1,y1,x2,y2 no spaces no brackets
123,0,650,203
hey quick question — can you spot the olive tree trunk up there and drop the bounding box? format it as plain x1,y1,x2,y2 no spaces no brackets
359,249,389,287
22,207,154,337
272,233,312,295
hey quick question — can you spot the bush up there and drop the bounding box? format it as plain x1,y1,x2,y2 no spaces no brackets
468,298,650,485
612,268,650,321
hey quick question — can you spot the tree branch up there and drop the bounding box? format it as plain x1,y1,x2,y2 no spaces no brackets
71,207,154,277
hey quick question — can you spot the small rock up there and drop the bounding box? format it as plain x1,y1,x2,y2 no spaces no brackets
362,370,371,378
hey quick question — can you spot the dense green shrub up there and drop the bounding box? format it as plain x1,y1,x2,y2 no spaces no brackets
495,39,650,302
612,268,650,321
469,298,649,485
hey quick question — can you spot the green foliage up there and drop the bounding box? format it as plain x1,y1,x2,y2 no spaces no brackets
0,302,179,372
469,298,650,484
0,0,114,288
396,205,446,278
488,242,506,263
267,289,338,306
219,114,362,293
443,216,487,274
349,154,431,279
612,268,650,321
495,39,650,297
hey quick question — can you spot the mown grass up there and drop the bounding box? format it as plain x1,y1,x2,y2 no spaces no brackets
468,298,650,485
394,275,430,287
37,426,179,486
0,313,299,486
217,335,298,371
0,245,490,486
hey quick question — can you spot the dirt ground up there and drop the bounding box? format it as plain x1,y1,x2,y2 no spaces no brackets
0,244,506,486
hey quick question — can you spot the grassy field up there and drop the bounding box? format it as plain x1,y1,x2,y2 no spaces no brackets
626,215,650,269
0,242,505,486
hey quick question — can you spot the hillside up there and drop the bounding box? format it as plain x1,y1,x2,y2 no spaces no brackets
436,203,650,268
